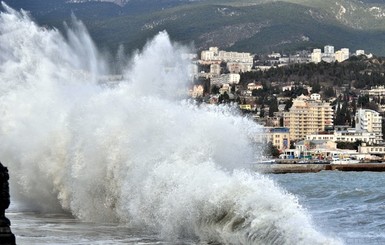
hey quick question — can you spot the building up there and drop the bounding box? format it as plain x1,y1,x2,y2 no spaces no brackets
310,93,321,101
201,47,253,63
306,128,378,144
210,73,240,85
200,47,220,61
355,108,383,142
189,85,204,98
356,50,365,56
227,62,253,73
311,49,322,63
324,45,334,55
335,48,349,62
247,82,263,91
284,96,334,141
265,127,290,152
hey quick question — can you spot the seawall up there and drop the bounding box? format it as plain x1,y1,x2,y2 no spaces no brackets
254,163,385,174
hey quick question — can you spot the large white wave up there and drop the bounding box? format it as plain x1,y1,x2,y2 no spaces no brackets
0,3,342,244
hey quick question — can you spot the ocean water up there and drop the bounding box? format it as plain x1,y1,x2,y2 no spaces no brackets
0,3,368,245
8,171,385,244
271,171,385,245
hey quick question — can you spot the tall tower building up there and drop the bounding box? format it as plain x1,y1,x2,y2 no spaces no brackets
284,96,334,141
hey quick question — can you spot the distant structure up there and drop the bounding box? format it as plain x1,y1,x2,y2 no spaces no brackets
284,95,334,141
311,49,322,63
311,45,350,63
355,108,383,143
335,48,349,62
0,162,16,244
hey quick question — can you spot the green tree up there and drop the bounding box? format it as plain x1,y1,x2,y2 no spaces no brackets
265,142,280,158
268,97,279,117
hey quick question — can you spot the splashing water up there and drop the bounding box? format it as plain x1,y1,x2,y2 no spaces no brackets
0,3,342,244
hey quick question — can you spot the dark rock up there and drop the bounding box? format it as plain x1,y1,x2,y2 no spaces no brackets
0,162,16,245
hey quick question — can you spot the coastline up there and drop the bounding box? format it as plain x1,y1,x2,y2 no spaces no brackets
254,163,385,174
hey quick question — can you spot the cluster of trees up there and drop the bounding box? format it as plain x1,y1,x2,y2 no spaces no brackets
240,56,385,92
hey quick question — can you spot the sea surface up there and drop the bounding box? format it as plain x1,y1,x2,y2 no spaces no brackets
8,171,385,245
270,171,385,245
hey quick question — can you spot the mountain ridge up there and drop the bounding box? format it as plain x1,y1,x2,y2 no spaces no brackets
3,0,385,55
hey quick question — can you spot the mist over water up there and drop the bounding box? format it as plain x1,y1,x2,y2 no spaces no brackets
0,3,341,244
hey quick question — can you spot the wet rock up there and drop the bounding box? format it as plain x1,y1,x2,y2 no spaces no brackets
0,162,16,245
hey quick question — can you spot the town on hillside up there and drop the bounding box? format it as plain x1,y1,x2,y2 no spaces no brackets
188,45,385,163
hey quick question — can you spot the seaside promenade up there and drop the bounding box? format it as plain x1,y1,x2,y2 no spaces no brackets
254,162,385,174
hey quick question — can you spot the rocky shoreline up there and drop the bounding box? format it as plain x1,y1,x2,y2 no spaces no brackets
0,162,16,245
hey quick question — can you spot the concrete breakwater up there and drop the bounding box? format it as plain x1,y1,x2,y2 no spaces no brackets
254,163,385,174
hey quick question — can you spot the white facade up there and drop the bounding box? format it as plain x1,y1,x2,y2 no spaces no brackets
356,50,365,56
210,64,221,75
227,62,253,73
201,47,253,63
306,129,378,144
324,45,334,55
310,93,321,101
355,108,382,142
311,49,322,63
335,48,349,62
211,73,240,85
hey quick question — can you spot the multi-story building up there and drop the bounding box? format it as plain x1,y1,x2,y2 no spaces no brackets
335,48,349,62
265,127,290,152
306,129,378,144
311,49,322,63
361,86,385,99
227,62,252,73
356,50,365,56
201,47,253,63
284,95,334,141
210,64,221,75
355,108,382,142
210,73,240,85
324,45,335,55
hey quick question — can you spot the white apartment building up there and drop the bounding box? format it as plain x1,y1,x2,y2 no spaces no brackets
324,45,335,55
335,48,349,62
210,73,240,85
201,47,253,63
355,108,382,142
284,96,334,141
361,86,385,99
311,49,322,63
356,50,365,56
201,47,220,61
310,93,321,101
306,129,378,144
210,64,221,75
227,62,253,73
247,82,263,91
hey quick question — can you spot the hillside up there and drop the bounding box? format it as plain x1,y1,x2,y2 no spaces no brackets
3,0,385,55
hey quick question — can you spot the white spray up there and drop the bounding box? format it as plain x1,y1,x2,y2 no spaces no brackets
0,3,342,244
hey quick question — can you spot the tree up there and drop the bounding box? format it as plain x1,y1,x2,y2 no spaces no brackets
268,97,279,117
211,85,220,95
259,104,265,118
284,98,293,111
265,142,280,158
